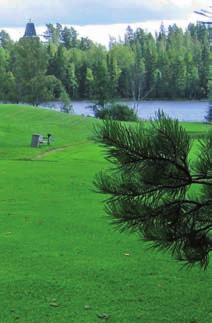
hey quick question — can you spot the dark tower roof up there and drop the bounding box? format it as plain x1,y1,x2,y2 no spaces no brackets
24,22,37,37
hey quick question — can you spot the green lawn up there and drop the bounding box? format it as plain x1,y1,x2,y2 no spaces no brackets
0,104,211,323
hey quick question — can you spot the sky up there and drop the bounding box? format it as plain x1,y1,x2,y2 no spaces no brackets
0,0,211,46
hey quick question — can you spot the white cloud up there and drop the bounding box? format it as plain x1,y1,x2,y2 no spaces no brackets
0,0,210,26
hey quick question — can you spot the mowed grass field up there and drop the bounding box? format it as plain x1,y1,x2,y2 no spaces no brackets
0,104,211,323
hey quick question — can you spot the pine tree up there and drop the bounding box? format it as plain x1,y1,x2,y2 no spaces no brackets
13,37,49,101
206,60,212,123
94,113,212,269
93,59,110,106
108,53,121,98
85,67,94,98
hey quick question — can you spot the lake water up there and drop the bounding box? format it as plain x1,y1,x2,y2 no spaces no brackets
72,100,209,122
41,100,209,122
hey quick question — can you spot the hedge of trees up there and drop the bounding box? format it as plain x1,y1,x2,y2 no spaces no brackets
0,22,210,105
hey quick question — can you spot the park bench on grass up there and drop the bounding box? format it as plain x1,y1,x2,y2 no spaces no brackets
31,133,52,147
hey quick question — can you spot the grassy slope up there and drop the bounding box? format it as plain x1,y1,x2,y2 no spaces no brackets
0,104,211,323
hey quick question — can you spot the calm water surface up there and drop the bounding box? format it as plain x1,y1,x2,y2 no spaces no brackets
41,100,209,122
71,100,208,122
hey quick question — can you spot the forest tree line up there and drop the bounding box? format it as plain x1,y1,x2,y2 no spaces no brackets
0,22,210,105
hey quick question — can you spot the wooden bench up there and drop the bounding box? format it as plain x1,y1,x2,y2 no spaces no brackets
31,134,52,147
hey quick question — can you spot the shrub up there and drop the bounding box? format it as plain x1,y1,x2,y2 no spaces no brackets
91,103,138,122
60,90,73,113
205,105,212,123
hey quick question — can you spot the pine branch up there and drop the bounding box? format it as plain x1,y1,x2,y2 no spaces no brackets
192,180,212,186
94,113,212,268
94,119,192,180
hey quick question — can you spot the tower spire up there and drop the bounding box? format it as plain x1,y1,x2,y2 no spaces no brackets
23,20,37,38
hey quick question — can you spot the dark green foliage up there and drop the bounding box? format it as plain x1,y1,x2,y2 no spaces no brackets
0,22,210,103
44,23,63,45
91,103,138,121
12,37,49,102
27,75,67,106
93,112,212,268
61,27,78,49
93,59,110,106
206,105,212,122
6,36,67,104
206,63,212,122
60,90,72,113
0,30,13,49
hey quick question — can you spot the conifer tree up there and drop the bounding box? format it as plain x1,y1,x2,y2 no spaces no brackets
206,64,212,122
94,113,212,268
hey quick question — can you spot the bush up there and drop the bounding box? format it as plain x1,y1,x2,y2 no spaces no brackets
205,105,212,123
91,103,138,122
60,90,73,113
